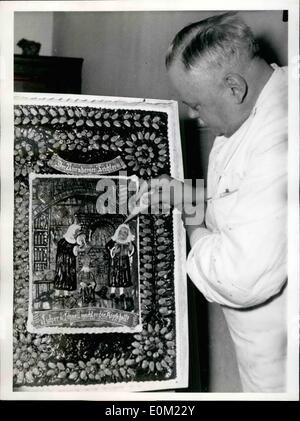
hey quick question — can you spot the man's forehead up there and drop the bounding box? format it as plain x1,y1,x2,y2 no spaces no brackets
167,60,190,81
168,60,220,98
168,62,204,99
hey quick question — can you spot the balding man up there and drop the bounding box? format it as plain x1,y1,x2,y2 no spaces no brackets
136,12,287,392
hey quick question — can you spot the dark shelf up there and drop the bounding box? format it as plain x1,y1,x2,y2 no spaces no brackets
14,54,83,94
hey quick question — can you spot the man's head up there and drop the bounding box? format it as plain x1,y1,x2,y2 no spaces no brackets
166,12,266,137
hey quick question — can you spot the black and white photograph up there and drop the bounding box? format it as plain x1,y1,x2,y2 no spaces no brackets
0,0,299,401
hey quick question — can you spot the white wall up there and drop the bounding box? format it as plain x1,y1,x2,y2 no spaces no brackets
52,11,214,118
14,12,54,56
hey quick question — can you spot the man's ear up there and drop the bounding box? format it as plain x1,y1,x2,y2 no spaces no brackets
223,73,248,104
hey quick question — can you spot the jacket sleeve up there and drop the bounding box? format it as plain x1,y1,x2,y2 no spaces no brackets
186,127,287,308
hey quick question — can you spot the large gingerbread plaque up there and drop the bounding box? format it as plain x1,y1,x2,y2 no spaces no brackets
12,93,187,392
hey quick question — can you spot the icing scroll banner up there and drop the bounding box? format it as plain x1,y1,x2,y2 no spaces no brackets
12,93,187,394
33,307,140,328
48,153,126,175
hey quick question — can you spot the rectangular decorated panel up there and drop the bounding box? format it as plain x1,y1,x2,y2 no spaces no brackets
28,175,141,334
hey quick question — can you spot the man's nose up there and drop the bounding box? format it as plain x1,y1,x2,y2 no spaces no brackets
187,107,200,119
197,118,207,128
187,108,206,127
186,106,205,123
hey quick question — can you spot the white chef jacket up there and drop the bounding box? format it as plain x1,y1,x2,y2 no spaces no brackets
186,64,287,392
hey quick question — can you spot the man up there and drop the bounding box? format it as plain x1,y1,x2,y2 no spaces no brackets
135,12,287,392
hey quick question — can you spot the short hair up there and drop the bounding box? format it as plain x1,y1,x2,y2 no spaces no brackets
165,12,259,71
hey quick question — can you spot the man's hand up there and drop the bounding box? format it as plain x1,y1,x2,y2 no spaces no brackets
132,174,183,212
